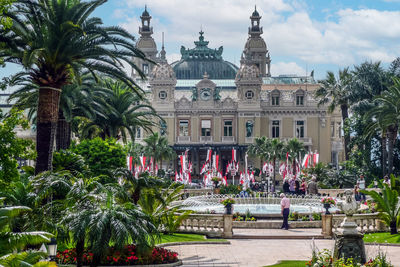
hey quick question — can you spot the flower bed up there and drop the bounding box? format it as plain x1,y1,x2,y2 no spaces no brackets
57,245,178,265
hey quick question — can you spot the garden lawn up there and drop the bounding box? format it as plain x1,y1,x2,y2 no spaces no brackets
264,260,307,267
363,232,400,244
156,233,227,244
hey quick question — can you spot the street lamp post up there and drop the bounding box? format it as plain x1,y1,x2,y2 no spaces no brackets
47,237,57,261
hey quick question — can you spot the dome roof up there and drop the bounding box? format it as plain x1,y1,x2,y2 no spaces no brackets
171,31,238,79
245,37,266,49
142,6,150,17
252,9,259,17
235,64,261,80
151,63,176,80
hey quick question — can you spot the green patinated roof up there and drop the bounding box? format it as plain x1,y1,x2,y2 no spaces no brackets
262,76,317,85
174,75,316,90
176,79,236,89
172,31,239,80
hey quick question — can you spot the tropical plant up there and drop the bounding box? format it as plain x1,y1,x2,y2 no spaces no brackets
0,202,53,266
363,77,400,175
362,175,400,234
139,183,192,234
284,138,306,177
63,188,157,266
143,132,175,174
315,68,353,160
1,0,148,174
80,79,159,143
114,169,164,205
248,137,285,187
52,150,88,175
71,137,127,178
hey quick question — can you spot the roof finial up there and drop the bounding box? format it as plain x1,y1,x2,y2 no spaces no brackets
255,4,257,11
145,4,147,11
160,32,166,60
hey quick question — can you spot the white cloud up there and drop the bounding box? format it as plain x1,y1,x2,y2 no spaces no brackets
271,62,306,76
118,0,400,75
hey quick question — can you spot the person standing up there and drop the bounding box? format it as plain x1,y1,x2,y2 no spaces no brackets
289,177,296,195
357,174,366,203
383,175,391,187
300,178,307,195
283,179,290,193
280,193,290,230
307,176,319,195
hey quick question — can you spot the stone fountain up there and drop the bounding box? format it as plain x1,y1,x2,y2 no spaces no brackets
333,189,366,264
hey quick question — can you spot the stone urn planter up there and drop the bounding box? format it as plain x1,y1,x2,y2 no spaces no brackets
224,203,233,215
324,203,331,215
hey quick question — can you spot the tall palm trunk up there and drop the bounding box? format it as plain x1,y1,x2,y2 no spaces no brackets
387,125,398,175
76,237,85,267
341,104,350,160
56,109,71,150
382,130,387,177
35,87,61,174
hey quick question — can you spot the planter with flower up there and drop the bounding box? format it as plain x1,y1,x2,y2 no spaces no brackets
220,198,235,215
321,197,336,215
211,177,221,189
56,245,179,266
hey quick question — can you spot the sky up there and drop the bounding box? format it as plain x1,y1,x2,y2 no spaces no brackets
2,0,400,84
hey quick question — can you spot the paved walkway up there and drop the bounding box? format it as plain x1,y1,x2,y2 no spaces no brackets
168,229,400,267
233,228,323,239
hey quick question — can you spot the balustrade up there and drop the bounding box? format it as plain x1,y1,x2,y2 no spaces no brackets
332,213,387,234
177,214,231,237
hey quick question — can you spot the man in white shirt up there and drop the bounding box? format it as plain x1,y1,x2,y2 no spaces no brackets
280,193,290,230
357,174,366,202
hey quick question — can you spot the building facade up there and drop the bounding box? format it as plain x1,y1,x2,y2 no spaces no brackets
133,7,344,182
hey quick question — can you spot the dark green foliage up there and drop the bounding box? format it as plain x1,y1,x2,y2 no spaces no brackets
219,184,242,195
0,109,35,189
52,150,88,175
71,138,126,177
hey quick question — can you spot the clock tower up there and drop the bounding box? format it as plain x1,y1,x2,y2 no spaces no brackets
193,72,219,103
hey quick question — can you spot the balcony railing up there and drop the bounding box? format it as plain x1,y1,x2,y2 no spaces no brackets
200,136,213,143
281,137,312,145
245,137,254,144
176,136,191,143
222,136,235,143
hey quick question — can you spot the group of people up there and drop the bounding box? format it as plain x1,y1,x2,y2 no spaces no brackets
282,176,319,195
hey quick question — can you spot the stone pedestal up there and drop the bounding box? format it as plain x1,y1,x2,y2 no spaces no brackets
321,214,333,237
223,214,233,238
333,233,366,264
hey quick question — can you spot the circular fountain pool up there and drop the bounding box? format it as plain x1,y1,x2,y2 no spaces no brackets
183,203,327,214
179,194,339,215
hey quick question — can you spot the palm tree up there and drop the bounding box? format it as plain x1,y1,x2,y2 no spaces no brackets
362,176,400,234
81,80,160,143
143,132,175,174
284,138,306,177
248,137,284,187
0,202,53,266
364,78,400,175
1,0,148,174
114,169,164,205
63,188,156,266
315,68,353,160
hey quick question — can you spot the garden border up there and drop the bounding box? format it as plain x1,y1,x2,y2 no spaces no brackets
59,260,183,267
157,240,231,247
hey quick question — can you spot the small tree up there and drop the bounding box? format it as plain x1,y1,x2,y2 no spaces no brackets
71,138,126,178
0,109,35,189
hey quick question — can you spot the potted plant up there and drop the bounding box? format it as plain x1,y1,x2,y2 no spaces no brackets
321,197,336,215
221,198,235,214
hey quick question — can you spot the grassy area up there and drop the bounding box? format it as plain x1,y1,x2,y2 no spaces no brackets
156,233,227,244
363,232,400,244
264,260,307,267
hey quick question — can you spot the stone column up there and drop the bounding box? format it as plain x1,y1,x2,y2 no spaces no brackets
223,214,233,238
321,214,333,237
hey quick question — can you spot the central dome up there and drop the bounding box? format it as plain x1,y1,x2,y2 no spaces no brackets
171,31,238,79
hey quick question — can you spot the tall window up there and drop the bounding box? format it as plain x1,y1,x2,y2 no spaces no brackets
272,120,280,138
296,120,305,138
201,120,211,136
179,120,189,136
224,120,233,136
272,95,280,106
142,64,149,75
337,122,342,138
136,127,142,139
296,95,304,106
331,122,335,138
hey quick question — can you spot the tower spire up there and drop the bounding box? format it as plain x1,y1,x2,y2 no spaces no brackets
160,32,166,60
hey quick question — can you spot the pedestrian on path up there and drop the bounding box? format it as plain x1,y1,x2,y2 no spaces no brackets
357,174,366,202
307,176,318,195
280,193,290,230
